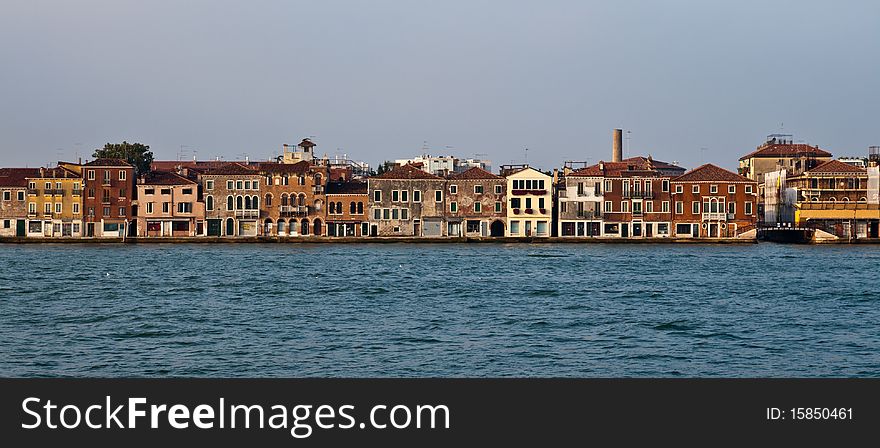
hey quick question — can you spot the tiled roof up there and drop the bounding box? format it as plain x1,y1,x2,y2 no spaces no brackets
806,159,867,175
326,181,367,195
151,160,248,171
141,171,197,186
622,156,683,171
83,158,132,167
673,164,753,182
0,168,41,187
202,162,260,176
570,160,654,177
739,143,832,161
257,161,311,175
372,164,443,180
449,167,501,180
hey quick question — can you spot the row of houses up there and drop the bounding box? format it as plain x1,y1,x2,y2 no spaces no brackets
0,136,762,239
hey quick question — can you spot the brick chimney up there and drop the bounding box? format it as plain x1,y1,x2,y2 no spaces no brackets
612,129,623,163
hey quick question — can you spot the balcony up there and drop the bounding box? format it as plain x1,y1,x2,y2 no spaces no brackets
623,190,654,199
280,205,310,217
52,189,65,196
511,189,547,196
313,186,325,195
72,190,82,196
235,210,260,219
27,189,39,196
702,212,729,221
633,209,644,217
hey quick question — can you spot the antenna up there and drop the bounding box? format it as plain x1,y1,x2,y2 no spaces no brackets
625,130,632,155
524,147,529,164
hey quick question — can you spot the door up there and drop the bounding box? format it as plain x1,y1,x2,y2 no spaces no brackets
16,220,25,237
87,223,95,237
413,222,420,236
646,223,653,237
207,219,221,237
525,221,532,236
225,218,235,236
621,223,629,238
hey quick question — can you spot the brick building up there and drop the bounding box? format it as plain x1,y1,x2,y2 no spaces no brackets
199,163,263,237
0,168,40,237
368,164,447,237
135,171,205,237
670,164,758,238
446,167,506,237
79,159,134,238
258,161,329,236
326,181,369,237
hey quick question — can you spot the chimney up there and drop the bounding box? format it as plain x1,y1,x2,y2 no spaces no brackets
612,129,623,163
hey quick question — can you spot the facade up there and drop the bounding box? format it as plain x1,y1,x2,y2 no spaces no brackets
80,159,135,237
0,168,40,237
598,162,672,238
135,171,205,237
394,155,457,177
446,167,506,237
557,168,604,237
199,163,263,237
368,164,447,237
258,161,329,237
25,166,85,238
505,166,552,237
326,181,369,237
670,164,758,238
738,136,832,183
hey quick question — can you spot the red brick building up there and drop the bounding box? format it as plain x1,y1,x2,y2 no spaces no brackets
326,181,369,237
670,164,758,238
81,159,135,237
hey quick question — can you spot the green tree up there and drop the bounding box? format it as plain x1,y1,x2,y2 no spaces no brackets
376,160,393,175
93,141,154,176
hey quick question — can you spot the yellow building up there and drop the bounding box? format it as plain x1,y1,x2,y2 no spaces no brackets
25,166,84,237
503,166,553,237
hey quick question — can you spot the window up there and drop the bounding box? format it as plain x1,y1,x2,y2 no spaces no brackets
538,198,545,209
87,170,95,180
392,190,399,202
525,198,532,209
236,181,243,190
227,180,234,190
163,202,170,213
103,207,111,216
474,202,482,213
252,180,259,189
745,202,753,215
29,202,36,214
392,208,399,220
604,201,612,213
621,201,629,213
45,182,52,190
102,190,110,203
2,220,8,229
401,208,409,220
44,203,51,214
144,189,155,195
662,201,669,213
119,207,126,216
161,188,171,195
450,202,458,213
401,190,408,202
604,180,612,192
244,181,251,190
55,203,62,214
728,202,736,214
495,185,502,194
745,185,753,194
495,201,502,213
728,185,736,194
435,190,443,202
474,185,483,194
676,223,692,235
511,198,522,209
662,180,669,192
264,194,271,207
119,170,127,181
645,201,653,213
17,191,24,201
146,202,154,214
206,180,214,190
227,196,233,210
675,185,683,193
675,201,683,214
373,190,381,202
382,209,390,220
413,190,421,202
692,201,700,214
510,220,520,235
2,191,9,201
577,182,585,196
73,203,80,214
710,185,718,194
103,171,111,183
373,209,381,220
178,202,193,213
692,185,699,193
450,185,457,194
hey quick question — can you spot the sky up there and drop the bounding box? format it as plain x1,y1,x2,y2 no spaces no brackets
1,0,878,172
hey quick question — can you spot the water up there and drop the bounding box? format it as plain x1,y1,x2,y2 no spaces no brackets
0,243,878,377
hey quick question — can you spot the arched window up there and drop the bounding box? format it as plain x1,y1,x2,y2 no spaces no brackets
350,202,356,214
336,202,343,214
859,197,868,203
265,194,273,207
252,196,259,210
298,194,306,207
842,197,850,202
227,196,234,211
298,176,305,185
301,219,310,235
329,202,336,214
283,175,289,186
237,196,244,210
245,196,252,210
206,195,214,212
357,202,363,214
314,174,323,185
281,194,288,206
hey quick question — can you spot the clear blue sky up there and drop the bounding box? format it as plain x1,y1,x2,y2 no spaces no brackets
1,0,878,171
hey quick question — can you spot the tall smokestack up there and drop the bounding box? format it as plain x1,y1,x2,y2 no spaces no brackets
612,129,623,163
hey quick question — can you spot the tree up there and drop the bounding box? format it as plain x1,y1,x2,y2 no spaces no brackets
376,161,393,175
93,141,154,176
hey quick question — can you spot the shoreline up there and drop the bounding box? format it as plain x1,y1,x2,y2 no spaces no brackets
2,236,760,244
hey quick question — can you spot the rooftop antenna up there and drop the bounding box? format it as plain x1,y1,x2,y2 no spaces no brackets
625,130,632,155
178,145,191,161
524,147,529,164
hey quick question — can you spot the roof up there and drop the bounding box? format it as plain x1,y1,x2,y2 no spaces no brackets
326,181,367,195
739,143,832,161
83,158,132,167
141,171,197,186
449,166,502,180
151,160,248,171
570,159,662,177
805,159,867,175
0,168,41,187
672,164,754,183
622,156,684,172
257,161,311,175
202,162,259,176
372,164,443,180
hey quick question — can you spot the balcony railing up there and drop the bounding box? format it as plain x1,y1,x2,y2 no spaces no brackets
235,210,260,219
623,191,654,199
280,205,310,217
702,212,730,220
72,190,82,196
797,202,880,211
52,189,65,196
27,189,39,196
313,186,325,195
511,189,547,196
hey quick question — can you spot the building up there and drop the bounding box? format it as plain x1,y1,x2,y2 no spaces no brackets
783,160,880,239
326,181,369,237
258,161,329,236
80,159,135,237
394,155,457,177
368,164,447,237
199,163,263,237
25,166,85,238
281,138,317,164
0,168,40,237
446,167,506,237
505,166,552,237
557,166,604,237
738,135,832,183
135,171,205,237
594,161,672,238
670,164,758,238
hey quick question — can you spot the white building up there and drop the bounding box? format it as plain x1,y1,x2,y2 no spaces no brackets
504,166,552,237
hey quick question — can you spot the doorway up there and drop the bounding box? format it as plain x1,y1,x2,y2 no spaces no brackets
16,220,25,237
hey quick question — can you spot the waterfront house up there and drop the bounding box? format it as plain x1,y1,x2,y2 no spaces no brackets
446,167,506,237
593,160,673,238
79,159,135,237
0,168,40,237
503,165,553,237
670,164,758,238
135,171,205,237
326,180,369,237
367,164,447,237
258,161,329,237
557,166,604,237
24,166,85,238
199,163,262,237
